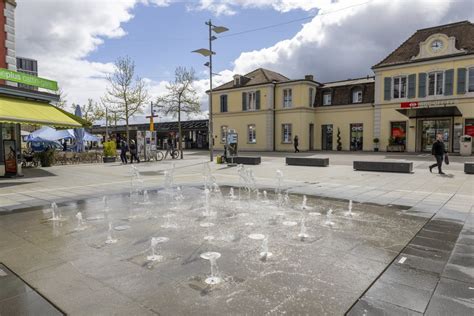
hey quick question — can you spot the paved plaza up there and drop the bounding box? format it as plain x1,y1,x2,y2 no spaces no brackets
0,151,473,315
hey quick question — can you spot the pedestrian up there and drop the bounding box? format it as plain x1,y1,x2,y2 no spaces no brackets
120,140,129,164
429,134,447,175
130,140,140,164
63,140,67,152
165,135,175,159
294,135,300,153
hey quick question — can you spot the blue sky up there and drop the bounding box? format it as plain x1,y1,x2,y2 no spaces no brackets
88,3,315,82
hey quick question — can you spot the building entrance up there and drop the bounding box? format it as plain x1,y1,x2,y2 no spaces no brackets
419,118,451,152
321,124,333,150
350,123,363,151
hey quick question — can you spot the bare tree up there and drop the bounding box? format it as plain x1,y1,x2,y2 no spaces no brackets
157,67,201,159
78,99,105,124
55,87,68,110
102,56,149,143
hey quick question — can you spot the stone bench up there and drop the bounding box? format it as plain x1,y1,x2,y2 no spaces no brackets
465,163,474,174
286,157,329,167
228,156,261,165
353,161,413,173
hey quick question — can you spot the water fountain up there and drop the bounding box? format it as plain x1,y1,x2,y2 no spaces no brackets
345,200,354,217
147,237,169,262
140,190,152,206
260,237,273,260
105,222,118,244
200,252,222,285
48,202,64,221
276,170,283,194
325,208,335,227
229,187,236,200
298,217,309,241
74,212,86,231
161,213,178,229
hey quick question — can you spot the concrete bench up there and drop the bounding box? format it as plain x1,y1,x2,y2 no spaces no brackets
465,163,474,174
286,157,329,167
228,156,261,165
353,161,413,173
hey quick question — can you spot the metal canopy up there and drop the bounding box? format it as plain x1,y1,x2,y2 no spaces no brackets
396,106,462,118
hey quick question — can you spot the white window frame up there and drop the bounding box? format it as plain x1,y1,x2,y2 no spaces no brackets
247,124,256,144
220,94,228,112
282,124,292,143
428,71,444,96
283,88,292,108
323,91,332,106
392,76,407,99
309,87,315,107
220,125,227,143
247,91,257,110
468,67,474,93
352,89,362,103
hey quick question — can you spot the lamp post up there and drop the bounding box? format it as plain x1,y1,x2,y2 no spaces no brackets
192,20,229,162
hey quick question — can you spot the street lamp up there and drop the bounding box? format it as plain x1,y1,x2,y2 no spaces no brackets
192,20,229,162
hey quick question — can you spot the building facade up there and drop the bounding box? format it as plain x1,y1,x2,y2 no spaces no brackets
212,21,474,153
16,57,38,90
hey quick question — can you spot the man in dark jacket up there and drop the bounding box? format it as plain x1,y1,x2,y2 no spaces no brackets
120,140,129,164
429,134,446,175
129,140,140,163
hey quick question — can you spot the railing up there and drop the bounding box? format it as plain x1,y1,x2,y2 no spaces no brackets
54,151,104,165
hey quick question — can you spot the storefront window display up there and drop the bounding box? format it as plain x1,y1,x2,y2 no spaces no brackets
390,121,407,145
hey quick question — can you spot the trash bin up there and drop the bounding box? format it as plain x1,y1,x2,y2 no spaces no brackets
460,135,472,156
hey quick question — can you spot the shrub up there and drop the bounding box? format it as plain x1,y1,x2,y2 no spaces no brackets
35,149,55,167
337,128,342,151
373,138,380,143
103,141,117,157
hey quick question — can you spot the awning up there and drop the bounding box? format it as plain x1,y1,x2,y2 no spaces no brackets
0,96,87,128
396,106,462,118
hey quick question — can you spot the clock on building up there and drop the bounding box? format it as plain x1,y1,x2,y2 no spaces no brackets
431,40,444,52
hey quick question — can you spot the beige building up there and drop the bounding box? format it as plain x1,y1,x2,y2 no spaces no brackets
211,21,474,153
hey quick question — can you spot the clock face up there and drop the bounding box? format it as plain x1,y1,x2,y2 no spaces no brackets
431,40,443,52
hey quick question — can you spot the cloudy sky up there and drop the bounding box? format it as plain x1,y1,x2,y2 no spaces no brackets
15,0,474,123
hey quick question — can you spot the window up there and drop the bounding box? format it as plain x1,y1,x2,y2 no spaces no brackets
283,89,292,108
234,75,241,86
323,91,332,106
247,91,257,110
309,88,315,107
282,124,292,143
220,95,228,112
247,124,256,143
390,122,406,145
428,71,444,95
220,126,227,143
393,76,407,99
468,68,474,93
352,88,362,103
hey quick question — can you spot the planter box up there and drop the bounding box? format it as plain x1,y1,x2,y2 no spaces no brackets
465,163,474,174
228,156,261,165
286,157,329,167
353,161,413,173
103,156,117,163
387,145,405,152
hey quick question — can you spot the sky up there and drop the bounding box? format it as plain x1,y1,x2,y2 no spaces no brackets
14,0,474,124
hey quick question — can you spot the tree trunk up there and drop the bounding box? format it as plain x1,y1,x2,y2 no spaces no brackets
125,105,130,144
178,103,183,159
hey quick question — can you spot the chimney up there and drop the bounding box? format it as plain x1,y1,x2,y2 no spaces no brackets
305,75,314,81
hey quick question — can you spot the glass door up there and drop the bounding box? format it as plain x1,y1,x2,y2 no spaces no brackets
350,123,363,151
321,124,333,150
420,119,450,152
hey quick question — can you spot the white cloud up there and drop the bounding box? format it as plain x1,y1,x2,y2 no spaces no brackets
192,0,320,16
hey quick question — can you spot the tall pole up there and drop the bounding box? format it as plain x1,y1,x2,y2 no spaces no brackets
208,19,214,162
105,107,109,142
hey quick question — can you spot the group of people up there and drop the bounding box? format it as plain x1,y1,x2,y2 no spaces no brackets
119,139,140,164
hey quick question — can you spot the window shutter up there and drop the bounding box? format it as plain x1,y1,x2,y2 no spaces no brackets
457,68,466,94
418,73,426,98
408,74,416,98
444,69,454,96
256,90,261,110
383,77,391,101
242,92,247,111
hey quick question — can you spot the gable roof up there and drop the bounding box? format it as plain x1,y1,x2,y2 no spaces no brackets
213,68,289,91
373,21,474,69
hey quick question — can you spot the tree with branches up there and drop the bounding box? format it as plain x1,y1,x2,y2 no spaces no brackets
76,98,105,124
157,67,201,159
101,56,149,143
55,87,68,110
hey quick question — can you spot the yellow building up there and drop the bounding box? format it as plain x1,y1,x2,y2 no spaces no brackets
373,20,474,153
211,21,474,153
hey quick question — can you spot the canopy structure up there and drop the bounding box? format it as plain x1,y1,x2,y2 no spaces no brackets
0,96,86,128
26,126,100,143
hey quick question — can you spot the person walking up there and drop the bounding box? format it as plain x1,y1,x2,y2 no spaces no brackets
165,135,175,159
120,140,129,164
429,134,447,175
130,140,140,164
294,135,300,153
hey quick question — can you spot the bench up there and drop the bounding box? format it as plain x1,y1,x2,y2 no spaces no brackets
353,161,413,173
228,156,261,165
465,163,474,174
286,157,329,167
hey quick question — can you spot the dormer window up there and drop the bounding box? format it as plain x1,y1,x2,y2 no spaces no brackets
352,88,363,103
233,75,241,86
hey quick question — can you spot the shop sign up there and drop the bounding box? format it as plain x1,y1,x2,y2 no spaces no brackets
400,100,456,109
0,68,58,91
466,120,474,137
3,140,17,175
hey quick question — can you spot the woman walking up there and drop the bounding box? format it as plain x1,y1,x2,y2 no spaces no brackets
130,140,140,164
294,135,300,153
429,134,447,175
120,140,129,164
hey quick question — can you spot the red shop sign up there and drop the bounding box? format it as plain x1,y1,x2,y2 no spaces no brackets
465,125,474,137
400,102,419,108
